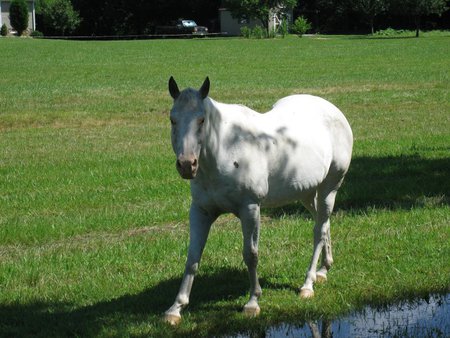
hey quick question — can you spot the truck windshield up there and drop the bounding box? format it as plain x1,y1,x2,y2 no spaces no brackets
182,20,197,27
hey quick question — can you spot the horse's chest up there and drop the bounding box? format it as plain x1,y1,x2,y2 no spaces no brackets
190,178,244,214
190,162,269,214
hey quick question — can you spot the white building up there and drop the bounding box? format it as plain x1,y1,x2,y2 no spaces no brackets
0,0,36,33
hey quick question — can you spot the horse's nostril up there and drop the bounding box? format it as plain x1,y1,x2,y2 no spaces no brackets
192,159,198,168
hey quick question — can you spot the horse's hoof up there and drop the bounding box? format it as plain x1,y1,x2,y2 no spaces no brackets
300,288,314,299
243,305,261,317
316,272,327,283
163,313,181,326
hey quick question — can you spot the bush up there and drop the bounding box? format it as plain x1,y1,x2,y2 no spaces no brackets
252,25,265,39
37,0,80,36
240,26,251,38
9,0,29,36
291,16,311,37
1,24,8,36
30,30,44,38
240,26,267,39
279,20,289,38
373,28,409,37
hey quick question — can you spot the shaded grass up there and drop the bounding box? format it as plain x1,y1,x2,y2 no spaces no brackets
0,35,449,336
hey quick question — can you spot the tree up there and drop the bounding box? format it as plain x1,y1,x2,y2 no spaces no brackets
9,0,29,36
391,0,448,37
291,16,311,36
350,0,388,34
1,23,8,36
36,0,80,36
225,0,297,34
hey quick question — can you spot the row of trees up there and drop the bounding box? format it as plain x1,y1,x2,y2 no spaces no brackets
8,0,448,37
296,0,449,36
226,0,448,37
71,0,221,36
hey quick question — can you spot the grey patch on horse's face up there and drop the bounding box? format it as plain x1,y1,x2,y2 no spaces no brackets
168,77,210,179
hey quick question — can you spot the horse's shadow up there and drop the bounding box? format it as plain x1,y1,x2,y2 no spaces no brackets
343,155,449,208
1,267,278,337
267,154,450,217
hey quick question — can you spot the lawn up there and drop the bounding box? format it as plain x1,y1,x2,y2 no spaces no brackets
0,34,449,337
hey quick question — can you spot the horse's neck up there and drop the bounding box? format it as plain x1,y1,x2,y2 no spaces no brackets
201,98,261,167
204,98,222,132
202,98,223,158
205,97,259,125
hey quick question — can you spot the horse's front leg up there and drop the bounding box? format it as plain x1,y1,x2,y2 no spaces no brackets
164,204,216,325
239,203,262,317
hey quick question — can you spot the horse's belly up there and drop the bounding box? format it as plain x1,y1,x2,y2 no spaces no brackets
262,187,314,208
263,173,324,207
262,146,331,207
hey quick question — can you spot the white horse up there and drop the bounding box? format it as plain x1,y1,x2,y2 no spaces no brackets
164,77,353,325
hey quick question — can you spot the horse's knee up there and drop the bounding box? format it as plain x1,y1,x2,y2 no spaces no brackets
243,248,258,267
185,262,199,275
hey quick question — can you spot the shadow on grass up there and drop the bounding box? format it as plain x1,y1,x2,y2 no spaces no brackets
266,155,450,217
0,267,254,337
0,267,311,337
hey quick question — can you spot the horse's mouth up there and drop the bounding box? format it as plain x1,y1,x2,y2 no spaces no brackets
176,162,197,180
179,171,197,180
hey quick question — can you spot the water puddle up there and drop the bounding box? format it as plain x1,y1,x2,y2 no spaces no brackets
237,293,449,337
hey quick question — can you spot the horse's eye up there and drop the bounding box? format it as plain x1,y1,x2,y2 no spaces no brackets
198,117,205,125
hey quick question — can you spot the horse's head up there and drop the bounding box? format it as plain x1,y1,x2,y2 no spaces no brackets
168,76,210,179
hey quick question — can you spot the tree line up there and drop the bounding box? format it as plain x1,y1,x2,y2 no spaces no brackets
36,0,222,36
296,0,449,36
7,0,448,36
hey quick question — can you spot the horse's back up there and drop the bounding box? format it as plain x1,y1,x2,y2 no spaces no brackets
269,95,349,125
268,94,353,167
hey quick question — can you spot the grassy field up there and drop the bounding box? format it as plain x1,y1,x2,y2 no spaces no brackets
0,34,449,337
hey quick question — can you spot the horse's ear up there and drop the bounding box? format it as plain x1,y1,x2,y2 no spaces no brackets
169,76,180,100
199,77,210,99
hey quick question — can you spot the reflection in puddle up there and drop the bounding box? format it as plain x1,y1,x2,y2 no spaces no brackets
237,294,449,337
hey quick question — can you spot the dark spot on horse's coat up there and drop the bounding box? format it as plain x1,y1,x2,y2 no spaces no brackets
234,161,239,168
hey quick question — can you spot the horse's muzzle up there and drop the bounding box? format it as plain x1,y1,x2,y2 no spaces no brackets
176,156,198,179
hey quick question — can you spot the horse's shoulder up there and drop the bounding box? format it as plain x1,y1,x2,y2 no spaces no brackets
229,103,260,117
212,101,261,128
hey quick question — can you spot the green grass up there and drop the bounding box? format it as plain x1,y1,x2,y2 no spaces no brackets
0,34,449,337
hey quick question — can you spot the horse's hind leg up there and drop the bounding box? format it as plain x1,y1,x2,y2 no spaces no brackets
316,225,332,283
300,184,339,299
299,191,331,284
